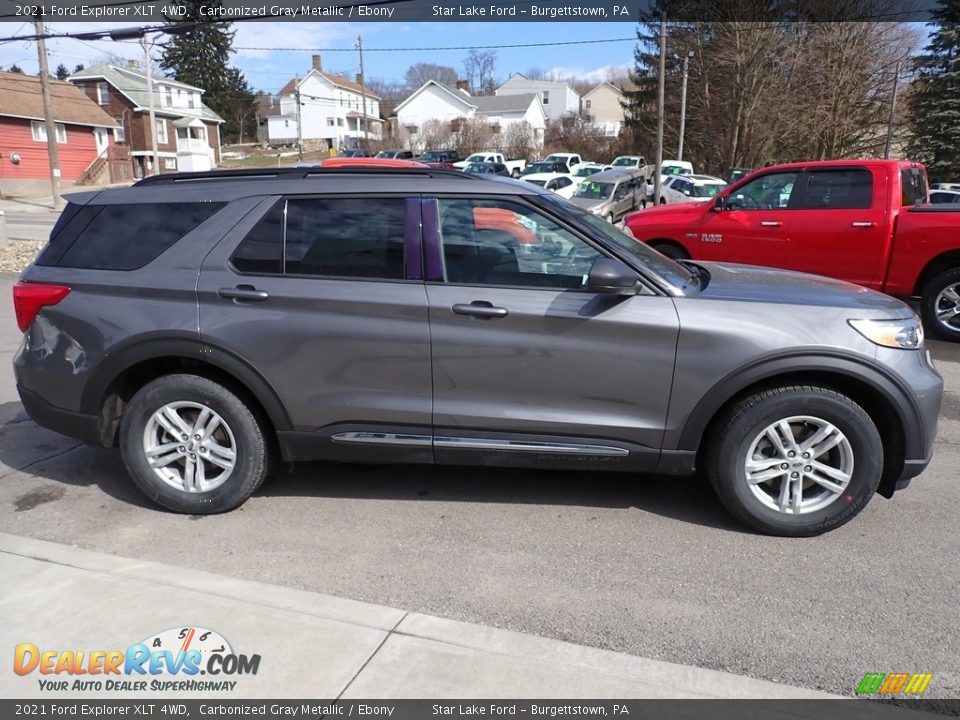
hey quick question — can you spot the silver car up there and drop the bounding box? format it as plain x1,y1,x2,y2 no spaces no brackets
569,169,643,222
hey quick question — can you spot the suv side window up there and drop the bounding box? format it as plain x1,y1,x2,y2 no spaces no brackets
286,198,405,279
231,197,406,279
800,169,873,209
726,171,799,210
436,198,601,289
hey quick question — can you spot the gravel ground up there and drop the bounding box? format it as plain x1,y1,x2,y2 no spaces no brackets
0,240,42,273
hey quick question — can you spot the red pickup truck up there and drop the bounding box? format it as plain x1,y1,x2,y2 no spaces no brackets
624,159,960,340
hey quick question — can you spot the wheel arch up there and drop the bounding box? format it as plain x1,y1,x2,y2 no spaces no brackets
80,337,292,447
913,249,960,296
678,354,922,499
647,238,691,259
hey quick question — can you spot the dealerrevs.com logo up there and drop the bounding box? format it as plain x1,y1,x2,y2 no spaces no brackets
14,626,260,692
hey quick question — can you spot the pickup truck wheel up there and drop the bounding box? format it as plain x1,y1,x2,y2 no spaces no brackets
120,374,270,514
650,241,690,261
705,385,882,537
921,268,960,341
511,169,520,179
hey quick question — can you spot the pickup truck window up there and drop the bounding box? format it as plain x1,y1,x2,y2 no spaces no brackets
726,171,799,210
800,169,872,210
902,168,927,207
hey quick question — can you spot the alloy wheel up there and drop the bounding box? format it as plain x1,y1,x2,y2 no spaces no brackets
934,282,960,332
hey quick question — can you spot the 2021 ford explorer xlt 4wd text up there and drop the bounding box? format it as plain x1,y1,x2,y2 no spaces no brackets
13,165,943,536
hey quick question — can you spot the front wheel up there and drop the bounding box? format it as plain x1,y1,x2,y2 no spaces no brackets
920,267,960,341
705,385,883,536
511,169,520,179
120,374,270,514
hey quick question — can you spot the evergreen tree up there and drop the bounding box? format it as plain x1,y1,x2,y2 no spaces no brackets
7,64,24,74
73,64,85,74
159,0,255,143
55,63,70,80
907,1,960,183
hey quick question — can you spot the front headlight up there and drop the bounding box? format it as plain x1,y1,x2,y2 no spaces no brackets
848,317,924,349
589,206,603,215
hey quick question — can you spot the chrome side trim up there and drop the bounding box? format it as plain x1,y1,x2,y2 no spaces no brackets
433,437,629,456
332,432,432,446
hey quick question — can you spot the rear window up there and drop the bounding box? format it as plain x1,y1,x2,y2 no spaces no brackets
36,202,224,270
901,168,928,207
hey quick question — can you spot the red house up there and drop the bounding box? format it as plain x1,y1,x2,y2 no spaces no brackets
0,71,120,184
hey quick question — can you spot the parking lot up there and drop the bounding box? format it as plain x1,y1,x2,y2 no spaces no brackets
0,270,956,700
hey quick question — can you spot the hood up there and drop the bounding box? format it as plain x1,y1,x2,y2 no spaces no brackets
568,197,606,211
631,203,705,222
693,262,912,313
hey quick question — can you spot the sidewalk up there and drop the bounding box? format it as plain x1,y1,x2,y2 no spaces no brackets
0,531,852,703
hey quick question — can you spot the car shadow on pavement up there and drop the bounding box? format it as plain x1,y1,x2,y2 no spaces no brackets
257,461,746,533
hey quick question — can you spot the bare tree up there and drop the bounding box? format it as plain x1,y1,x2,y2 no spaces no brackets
503,121,536,160
404,63,459,90
464,50,497,93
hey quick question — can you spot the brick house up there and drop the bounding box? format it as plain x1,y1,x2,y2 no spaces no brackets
70,62,224,178
0,71,119,184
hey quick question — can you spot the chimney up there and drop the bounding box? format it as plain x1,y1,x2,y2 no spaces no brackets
312,54,322,72
456,80,470,93
356,73,363,86
128,59,140,70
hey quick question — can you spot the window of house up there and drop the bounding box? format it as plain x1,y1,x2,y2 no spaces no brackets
163,158,177,170
96,82,109,105
585,99,592,109
542,91,550,105
188,93,196,109
337,118,344,127
435,198,602,289
156,118,168,144
162,87,172,107
177,128,188,140
327,118,335,127
114,118,125,143
31,121,67,144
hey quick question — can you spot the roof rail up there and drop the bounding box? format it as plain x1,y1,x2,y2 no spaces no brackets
133,166,482,187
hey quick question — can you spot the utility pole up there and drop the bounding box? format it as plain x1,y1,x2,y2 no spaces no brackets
357,35,369,151
678,51,692,162
141,35,160,176
35,20,62,209
884,60,901,159
653,14,666,207
295,87,303,161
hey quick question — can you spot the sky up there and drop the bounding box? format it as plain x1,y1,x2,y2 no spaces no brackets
0,21,639,93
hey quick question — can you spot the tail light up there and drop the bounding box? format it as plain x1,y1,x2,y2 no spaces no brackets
13,282,70,332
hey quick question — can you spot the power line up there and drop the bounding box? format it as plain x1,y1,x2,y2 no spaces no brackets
230,38,637,52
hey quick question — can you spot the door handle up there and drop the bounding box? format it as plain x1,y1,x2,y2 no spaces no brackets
760,221,782,227
452,301,508,319
218,285,269,302
851,221,876,228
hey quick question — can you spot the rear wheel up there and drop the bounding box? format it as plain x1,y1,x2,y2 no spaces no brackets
120,374,270,514
511,169,520,179
705,385,883,536
920,267,960,342
659,197,666,205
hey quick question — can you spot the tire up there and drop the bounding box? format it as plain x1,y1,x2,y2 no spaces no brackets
704,385,883,537
920,267,960,342
120,374,270,514
650,241,690,260
511,169,520,179
659,197,666,205
605,214,613,223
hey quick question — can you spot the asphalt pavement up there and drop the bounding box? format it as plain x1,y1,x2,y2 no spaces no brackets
0,272,957,702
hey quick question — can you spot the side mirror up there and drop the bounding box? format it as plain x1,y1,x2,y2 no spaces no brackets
712,196,724,211
587,257,639,294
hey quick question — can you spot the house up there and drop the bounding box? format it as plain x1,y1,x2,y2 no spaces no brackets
264,55,381,149
393,80,546,151
70,62,224,178
495,74,580,122
0,71,119,184
581,82,627,137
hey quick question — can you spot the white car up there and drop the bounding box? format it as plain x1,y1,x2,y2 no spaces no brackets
931,182,960,191
611,155,647,170
542,153,583,171
930,189,960,204
522,172,577,199
453,152,526,177
660,174,727,205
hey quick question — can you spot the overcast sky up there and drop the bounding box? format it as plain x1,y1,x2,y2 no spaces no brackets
0,21,638,92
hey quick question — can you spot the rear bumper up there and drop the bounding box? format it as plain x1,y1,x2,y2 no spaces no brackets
17,385,100,445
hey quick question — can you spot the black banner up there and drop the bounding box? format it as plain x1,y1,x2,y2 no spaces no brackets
3,700,960,719
0,0,947,24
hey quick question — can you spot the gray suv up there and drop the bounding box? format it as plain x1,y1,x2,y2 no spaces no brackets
13,166,942,536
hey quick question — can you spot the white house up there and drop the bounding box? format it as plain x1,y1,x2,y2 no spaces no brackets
495,74,580,122
393,80,546,151
265,55,381,148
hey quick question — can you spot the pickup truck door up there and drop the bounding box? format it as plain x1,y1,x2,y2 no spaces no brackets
784,167,888,289
695,170,800,267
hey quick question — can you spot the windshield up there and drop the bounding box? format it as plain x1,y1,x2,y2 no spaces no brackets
535,194,696,292
530,162,555,173
575,166,600,177
525,179,547,187
544,154,567,162
375,151,391,158
573,181,613,200
662,164,691,176
465,163,489,173
466,154,486,162
613,157,636,166
693,184,723,198
420,152,441,161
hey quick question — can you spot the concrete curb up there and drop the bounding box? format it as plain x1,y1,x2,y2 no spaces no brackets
0,531,848,701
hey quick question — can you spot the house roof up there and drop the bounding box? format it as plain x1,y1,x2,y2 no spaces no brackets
472,93,539,114
584,81,625,98
279,69,381,100
496,73,581,98
68,63,224,124
0,71,117,128
394,80,476,115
